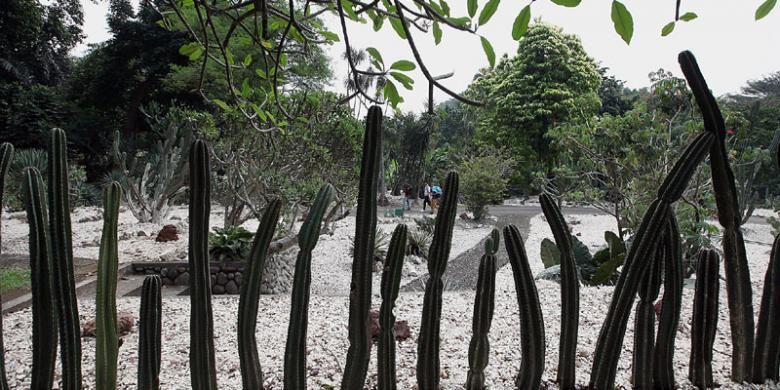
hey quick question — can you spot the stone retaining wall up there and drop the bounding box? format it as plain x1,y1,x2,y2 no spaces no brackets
131,262,246,294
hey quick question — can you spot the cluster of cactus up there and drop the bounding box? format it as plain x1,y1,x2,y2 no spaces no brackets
0,49,779,389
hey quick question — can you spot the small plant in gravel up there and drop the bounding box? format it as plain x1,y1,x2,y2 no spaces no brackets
208,225,254,262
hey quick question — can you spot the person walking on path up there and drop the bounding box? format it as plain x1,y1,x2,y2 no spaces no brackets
422,182,432,212
431,184,442,211
402,183,414,211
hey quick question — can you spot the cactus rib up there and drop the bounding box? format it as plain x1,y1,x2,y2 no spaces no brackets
342,106,383,389
0,143,13,390
689,250,720,388
631,234,662,389
378,224,408,390
466,236,498,390
138,275,162,390
47,128,83,390
22,167,57,390
504,224,545,389
416,171,459,389
653,215,684,388
539,194,579,389
752,234,780,382
96,182,122,389
284,184,334,389
188,139,218,390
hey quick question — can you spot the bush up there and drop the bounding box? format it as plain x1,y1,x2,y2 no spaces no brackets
208,226,254,262
459,153,510,220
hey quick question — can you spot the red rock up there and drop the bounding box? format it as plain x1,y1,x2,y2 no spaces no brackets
368,309,412,342
155,224,179,242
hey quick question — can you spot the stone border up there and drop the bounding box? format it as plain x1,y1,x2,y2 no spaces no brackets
131,261,246,295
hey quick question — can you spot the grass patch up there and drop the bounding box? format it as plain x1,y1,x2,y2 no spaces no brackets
0,267,30,294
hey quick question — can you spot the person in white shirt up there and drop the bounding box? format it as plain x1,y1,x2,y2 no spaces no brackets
422,182,432,212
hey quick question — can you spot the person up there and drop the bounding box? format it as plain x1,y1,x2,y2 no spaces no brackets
402,183,413,210
422,182,432,211
431,184,442,211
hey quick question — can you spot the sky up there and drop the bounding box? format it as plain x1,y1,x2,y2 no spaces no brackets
75,1,780,112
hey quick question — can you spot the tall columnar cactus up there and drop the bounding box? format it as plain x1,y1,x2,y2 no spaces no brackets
689,250,720,388
752,234,780,382
47,128,82,390
378,224,408,390
416,171,459,389
539,194,579,389
465,232,498,390
342,105,383,390
590,130,714,389
22,167,57,390
679,50,755,381
631,236,662,388
238,199,281,389
284,184,334,389
96,182,122,389
138,275,162,390
188,139,217,390
503,224,545,389
653,216,684,388
0,143,13,390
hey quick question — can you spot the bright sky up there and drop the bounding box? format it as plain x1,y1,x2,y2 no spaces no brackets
76,1,780,112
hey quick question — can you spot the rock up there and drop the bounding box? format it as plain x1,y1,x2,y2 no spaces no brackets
235,273,242,285
155,225,179,242
372,261,383,273
119,231,132,240
81,313,135,338
459,212,470,220
213,285,225,294
368,309,411,342
227,272,235,280
174,272,190,285
217,272,228,285
225,280,239,294
136,230,148,237
535,265,562,283
393,320,412,341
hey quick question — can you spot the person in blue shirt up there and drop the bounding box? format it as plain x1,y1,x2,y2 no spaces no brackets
431,184,442,210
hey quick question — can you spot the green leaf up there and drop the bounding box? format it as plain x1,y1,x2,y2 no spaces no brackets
255,68,267,79
390,72,414,89
389,17,407,39
320,30,340,42
372,13,384,31
383,80,403,107
440,0,451,16
241,78,251,97
756,0,777,20
341,0,359,20
433,21,442,45
447,16,471,28
478,0,500,26
242,54,252,67
178,42,203,61
480,36,496,68
366,47,384,66
390,60,416,71
212,99,231,111
551,0,581,6
540,238,561,269
468,0,478,17
225,48,235,66
512,5,532,40
679,12,698,21
611,0,634,44
279,53,288,67
661,21,675,36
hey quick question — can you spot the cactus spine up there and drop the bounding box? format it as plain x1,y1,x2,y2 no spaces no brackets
689,250,720,388
342,105,383,389
138,275,162,390
238,199,281,388
378,224,408,390
680,50,755,381
653,215,684,388
465,230,499,390
752,234,780,382
539,194,579,389
47,128,83,390
22,167,57,390
284,184,334,389
416,171,459,389
188,139,218,390
503,224,545,389
95,182,122,389
631,236,662,388
0,143,13,390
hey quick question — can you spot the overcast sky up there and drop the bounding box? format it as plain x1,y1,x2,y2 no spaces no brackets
76,1,779,112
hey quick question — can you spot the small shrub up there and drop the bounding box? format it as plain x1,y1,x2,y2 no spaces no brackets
406,228,432,259
350,225,390,261
208,226,254,262
459,153,510,220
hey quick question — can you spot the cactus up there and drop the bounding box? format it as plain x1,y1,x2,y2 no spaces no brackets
590,130,714,389
138,275,162,390
503,224,545,389
631,235,662,389
465,234,498,390
378,224,408,390
689,249,720,388
22,167,57,390
653,215,684,388
486,228,500,255
416,171,459,389
47,129,83,390
0,143,13,390
95,182,122,389
679,50,755,381
284,184,335,389
752,234,780,383
188,139,218,390
539,193,579,389
238,199,281,389
342,105,383,389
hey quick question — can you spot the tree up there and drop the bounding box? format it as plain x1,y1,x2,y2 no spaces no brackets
597,67,639,116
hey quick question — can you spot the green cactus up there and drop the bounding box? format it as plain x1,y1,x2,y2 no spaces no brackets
631,233,662,389
96,182,122,389
378,224,408,390
416,171,459,390
138,275,162,390
503,224,545,389
0,143,13,390
465,236,498,390
752,234,780,383
22,167,57,390
188,139,218,390
284,184,334,389
486,228,500,255
689,249,720,388
539,193,579,389
47,129,82,390
342,105,383,390
653,215,684,388
679,50,755,381
238,199,281,389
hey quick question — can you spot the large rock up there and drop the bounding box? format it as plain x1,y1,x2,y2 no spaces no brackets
260,249,295,294
225,280,239,294
155,225,179,242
